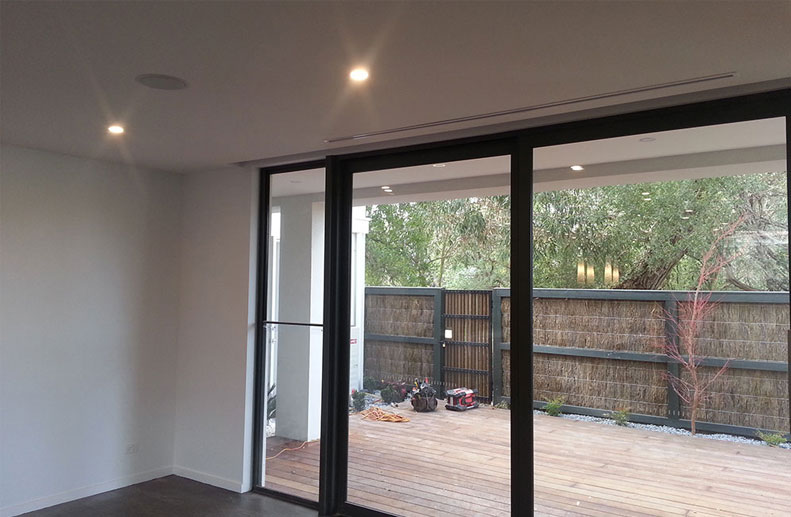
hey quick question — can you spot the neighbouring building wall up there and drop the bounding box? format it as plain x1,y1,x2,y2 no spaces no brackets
173,168,258,493
0,145,183,516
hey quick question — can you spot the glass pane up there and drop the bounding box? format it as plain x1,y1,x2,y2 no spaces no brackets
259,168,325,501
532,118,789,515
347,156,512,516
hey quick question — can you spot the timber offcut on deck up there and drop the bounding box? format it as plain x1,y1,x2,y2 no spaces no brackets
264,407,791,516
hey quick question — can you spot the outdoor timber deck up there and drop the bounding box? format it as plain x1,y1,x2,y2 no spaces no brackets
264,407,791,516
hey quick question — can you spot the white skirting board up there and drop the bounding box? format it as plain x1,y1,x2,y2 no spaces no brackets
171,466,243,493
0,467,244,517
0,467,173,517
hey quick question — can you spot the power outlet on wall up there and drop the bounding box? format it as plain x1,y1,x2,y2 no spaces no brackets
125,443,139,455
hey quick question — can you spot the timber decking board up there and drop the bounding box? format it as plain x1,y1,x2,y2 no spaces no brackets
264,408,791,516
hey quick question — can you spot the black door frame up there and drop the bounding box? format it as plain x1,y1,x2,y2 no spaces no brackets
252,159,326,511
253,88,791,516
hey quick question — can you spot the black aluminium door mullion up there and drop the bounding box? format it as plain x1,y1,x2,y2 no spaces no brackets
512,135,535,514
319,156,353,516
252,169,270,490
786,115,791,439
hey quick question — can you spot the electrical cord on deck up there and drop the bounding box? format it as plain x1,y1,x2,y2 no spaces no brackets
266,441,309,460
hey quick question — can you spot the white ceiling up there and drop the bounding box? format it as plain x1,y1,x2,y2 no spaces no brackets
1,1,790,173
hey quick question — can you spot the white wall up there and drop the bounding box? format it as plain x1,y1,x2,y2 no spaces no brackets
173,167,258,493
0,146,183,516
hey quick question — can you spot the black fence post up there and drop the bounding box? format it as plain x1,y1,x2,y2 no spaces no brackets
433,288,445,388
492,289,504,405
664,297,682,420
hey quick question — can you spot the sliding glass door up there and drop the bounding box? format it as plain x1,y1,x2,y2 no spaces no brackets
253,90,790,517
255,166,326,504
529,117,789,516
344,155,512,516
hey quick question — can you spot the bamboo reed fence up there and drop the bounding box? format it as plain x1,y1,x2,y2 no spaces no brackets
365,287,790,436
363,289,441,386
508,290,790,434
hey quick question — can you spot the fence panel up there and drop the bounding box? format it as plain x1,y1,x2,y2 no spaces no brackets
493,290,510,401
492,288,789,435
678,301,789,430
363,288,443,386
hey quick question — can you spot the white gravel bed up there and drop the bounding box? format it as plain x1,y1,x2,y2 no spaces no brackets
534,410,791,450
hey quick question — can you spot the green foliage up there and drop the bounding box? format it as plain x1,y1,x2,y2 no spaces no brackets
366,196,510,289
351,390,367,412
607,408,630,426
364,172,787,291
363,377,385,391
533,173,787,290
380,385,399,404
543,397,565,417
756,430,788,447
377,382,409,404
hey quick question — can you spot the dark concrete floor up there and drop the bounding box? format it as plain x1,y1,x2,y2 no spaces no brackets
21,475,318,516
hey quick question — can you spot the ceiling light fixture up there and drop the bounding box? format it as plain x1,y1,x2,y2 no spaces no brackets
135,73,188,90
349,68,369,82
107,125,124,134
570,165,584,171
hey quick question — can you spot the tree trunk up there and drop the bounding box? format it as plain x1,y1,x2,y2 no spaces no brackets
616,249,687,290
690,399,698,435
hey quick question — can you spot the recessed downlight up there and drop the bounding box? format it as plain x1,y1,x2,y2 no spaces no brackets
350,68,369,82
570,165,584,171
107,125,124,134
136,73,188,90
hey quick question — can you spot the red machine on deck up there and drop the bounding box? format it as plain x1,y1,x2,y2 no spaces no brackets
444,387,479,411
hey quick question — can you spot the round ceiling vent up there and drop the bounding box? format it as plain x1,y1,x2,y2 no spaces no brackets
135,74,188,90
